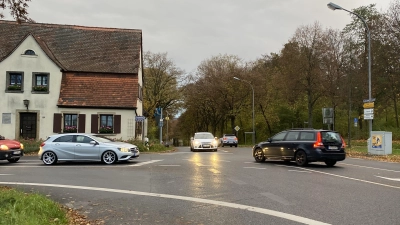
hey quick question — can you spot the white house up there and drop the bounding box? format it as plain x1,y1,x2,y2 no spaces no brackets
0,20,147,140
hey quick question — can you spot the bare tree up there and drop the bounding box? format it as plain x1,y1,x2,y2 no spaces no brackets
0,0,33,23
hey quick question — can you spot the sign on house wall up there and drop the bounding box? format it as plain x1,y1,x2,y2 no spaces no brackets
2,113,11,124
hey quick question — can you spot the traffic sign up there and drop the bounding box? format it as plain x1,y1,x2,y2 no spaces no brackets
363,98,376,103
234,126,240,131
364,114,374,120
363,102,374,109
364,109,374,114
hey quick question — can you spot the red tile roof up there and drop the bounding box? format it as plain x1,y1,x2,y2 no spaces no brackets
0,20,142,74
58,73,138,108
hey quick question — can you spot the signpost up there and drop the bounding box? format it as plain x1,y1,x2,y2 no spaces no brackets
363,99,374,120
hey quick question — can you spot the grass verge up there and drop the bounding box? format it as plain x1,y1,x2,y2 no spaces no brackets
0,186,104,225
0,186,69,225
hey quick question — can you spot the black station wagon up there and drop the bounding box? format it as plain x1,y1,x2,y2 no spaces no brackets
252,129,346,167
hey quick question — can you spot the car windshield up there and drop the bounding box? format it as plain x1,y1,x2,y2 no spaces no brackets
92,135,114,143
321,131,342,143
194,133,214,139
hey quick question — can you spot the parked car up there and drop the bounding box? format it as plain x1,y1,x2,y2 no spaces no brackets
221,134,238,147
190,132,218,152
0,135,24,163
252,129,346,167
38,133,140,165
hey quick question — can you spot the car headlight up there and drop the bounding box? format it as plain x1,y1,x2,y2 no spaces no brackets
20,143,24,150
212,140,218,146
194,140,200,145
118,147,130,153
0,145,9,150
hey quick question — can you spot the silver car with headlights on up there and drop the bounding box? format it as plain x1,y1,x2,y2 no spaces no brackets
38,133,140,165
190,132,219,152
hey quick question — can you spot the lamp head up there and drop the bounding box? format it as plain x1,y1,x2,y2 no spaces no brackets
233,77,240,80
327,2,342,10
23,99,30,110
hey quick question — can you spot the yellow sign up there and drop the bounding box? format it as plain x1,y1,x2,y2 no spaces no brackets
363,102,374,108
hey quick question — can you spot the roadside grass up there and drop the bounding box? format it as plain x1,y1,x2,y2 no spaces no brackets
346,140,400,162
0,186,68,225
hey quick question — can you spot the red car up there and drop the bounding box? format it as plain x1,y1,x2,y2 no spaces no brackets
0,135,24,163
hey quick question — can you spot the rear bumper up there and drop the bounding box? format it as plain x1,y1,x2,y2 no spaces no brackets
0,150,24,160
308,151,346,162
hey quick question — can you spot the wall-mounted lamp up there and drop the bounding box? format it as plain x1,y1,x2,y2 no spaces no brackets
23,99,30,110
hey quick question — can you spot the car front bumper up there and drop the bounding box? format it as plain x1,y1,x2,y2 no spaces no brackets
0,149,24,160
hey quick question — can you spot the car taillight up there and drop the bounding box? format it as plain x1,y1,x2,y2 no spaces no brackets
40,143,45,147
313,132,324,148
341,137,346,148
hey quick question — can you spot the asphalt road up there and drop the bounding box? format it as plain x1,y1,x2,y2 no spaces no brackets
1,147,399,225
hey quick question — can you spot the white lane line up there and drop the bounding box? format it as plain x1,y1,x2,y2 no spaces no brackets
158,165,181,167
288,170,312,173
218,160,231,162
243,167,266,170
375,176,400,182
0,174,13,176
129,160,163,167
0,182,330,225
339,163,400,172
296,168,400,190
208,169,220,174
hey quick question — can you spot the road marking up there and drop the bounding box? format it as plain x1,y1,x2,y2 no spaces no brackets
208,169,220,174
260,192,292,206
0,174,13,176
0,182,330,225
195,163,211,167
158,165,181,167
129,160,163,167
339,163,400,172
375,176,400,181
243,167,266,170
288,170,312,173
296,168,400,190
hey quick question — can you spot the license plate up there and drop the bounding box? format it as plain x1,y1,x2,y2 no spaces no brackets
13,151,21,154
328,146,338,150
203,145,210,148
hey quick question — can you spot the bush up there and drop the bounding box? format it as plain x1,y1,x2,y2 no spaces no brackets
18,138,43,154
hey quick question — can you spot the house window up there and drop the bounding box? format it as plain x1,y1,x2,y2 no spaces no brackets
24,49,36,55
99,115,113,133
64,114,78,133
32,73,49,93
6,72,24,92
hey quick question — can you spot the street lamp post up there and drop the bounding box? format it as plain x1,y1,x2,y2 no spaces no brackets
233,77,255,145
327,2,372,139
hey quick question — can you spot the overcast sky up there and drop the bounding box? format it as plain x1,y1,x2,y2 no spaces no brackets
4,0,393,73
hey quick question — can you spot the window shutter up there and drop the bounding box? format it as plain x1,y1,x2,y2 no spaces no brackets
53,113,62,133
114,115,121,133
78,114,86,133
91,114,98,133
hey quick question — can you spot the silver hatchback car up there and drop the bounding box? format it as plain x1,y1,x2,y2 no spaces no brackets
38,133,140,165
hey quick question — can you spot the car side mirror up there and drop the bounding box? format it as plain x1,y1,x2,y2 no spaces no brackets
214,137,218,140
267,138,272,142
190,137,193,141
90,141,97,145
